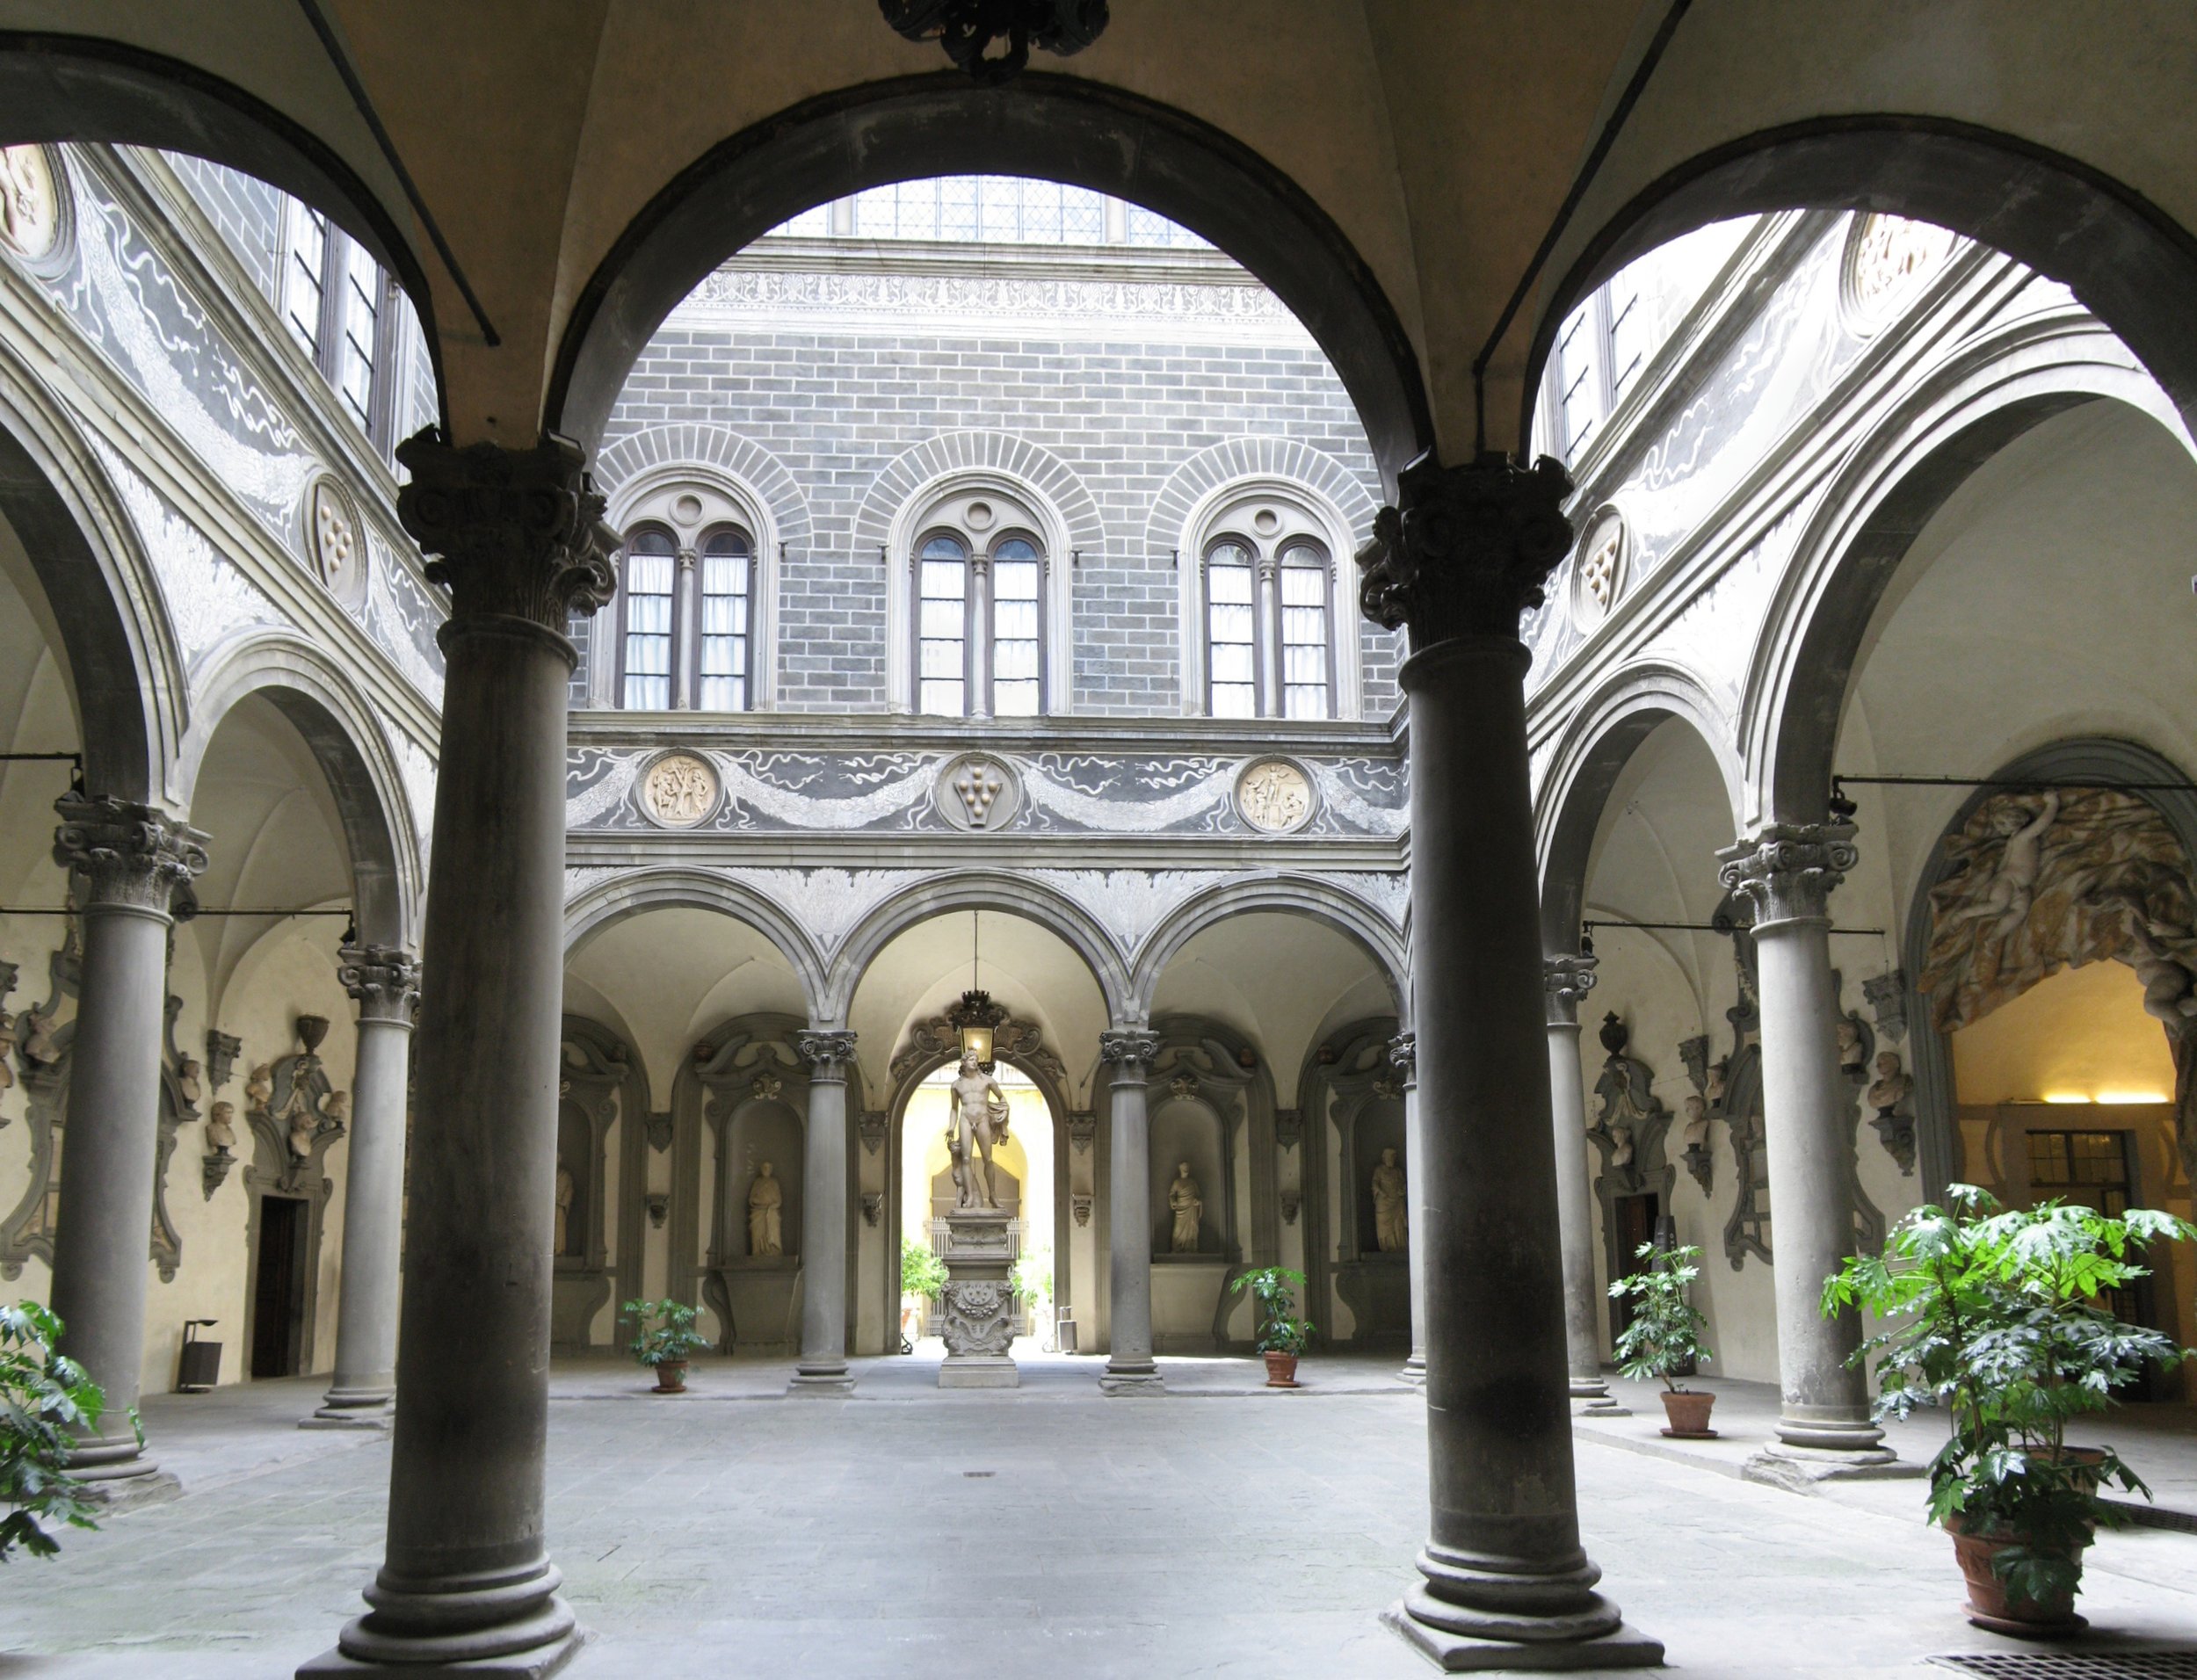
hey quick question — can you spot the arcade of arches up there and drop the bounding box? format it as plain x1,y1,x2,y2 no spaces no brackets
4,7,2197,1676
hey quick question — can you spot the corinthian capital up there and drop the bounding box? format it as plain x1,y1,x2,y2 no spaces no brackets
394,430,619,630
338,945,420,1024
796,1029,859,1080
1544,953,1600,1025
52,794,207,913
1098,1029,1161,1075
1356,450,1575,647
1716,822,1859,927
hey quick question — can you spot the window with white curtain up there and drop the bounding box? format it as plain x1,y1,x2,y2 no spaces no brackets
1278,544,1332,720
917,533,971,717
280,196,401,449
990,536,1042,716
1205,541,1258,719
618,528,676,710
694,529,751,711
905,493,1051,719
1199,514,1336,721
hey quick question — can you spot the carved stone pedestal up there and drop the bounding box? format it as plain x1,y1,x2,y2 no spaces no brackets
938,1210,1018,1389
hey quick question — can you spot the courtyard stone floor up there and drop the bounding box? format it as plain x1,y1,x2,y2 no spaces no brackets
6,1352,2197,1677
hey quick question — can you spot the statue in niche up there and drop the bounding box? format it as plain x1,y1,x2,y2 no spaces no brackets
555,1161,575,1256
948,1046,1011,1211
204,1101,236,1155
1835,1017,1867,1076
20,1007,59,1068
1369,1146,1408,1252
1168,1162,1203,1252
747,1162,783,1256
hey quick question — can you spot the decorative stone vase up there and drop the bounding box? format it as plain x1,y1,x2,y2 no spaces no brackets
1263,1351,1300,1389
1657,1388,1716,1437
652,1360,688,1394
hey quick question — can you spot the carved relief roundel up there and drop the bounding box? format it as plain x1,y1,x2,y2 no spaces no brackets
308,479,364,605
1236,759,1315,835
934,752,1023,831
0,145,60,263
1571,510,1627,629
641,753,721,829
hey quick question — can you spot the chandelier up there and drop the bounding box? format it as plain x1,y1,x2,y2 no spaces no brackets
949,909,1008,1063
879,0,1110,85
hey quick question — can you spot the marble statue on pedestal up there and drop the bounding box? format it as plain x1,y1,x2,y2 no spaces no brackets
1370,1146,1408,1252
949,1047,1011,1210
555,1162,574,1255
1168,1161,1202,1251
748,1162,783,1256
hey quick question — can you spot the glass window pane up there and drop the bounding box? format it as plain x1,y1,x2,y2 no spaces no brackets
1207,544,1259,717
919,639,965,679
339,241,380,428
1211,683,1256,719
918,678,965,714
920,599,967,639
286,204,328,357
1210,643,1255,684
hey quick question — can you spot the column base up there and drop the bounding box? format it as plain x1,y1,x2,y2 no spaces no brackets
304,1562,581,1678
787,1363,856,1396
299,1627,585,1679
304,1390,395,1430
1570,1379,1629,1418
1098,1358,1164,1396
78,1466,183,1513
1383,1598,1664,1672
1743,1444,1920,1492
1397,1353,1426,1387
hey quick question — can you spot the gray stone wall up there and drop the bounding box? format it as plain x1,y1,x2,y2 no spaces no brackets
598,325,1396,718
164,154,284,305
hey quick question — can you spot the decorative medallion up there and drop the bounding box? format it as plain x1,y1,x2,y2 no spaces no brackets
751,1071,783,1102
672,492,704,525
306,477,365,607
0,145,61,264
935,752,1022,832
965,500,996,532
640,752,721,829
1571,508,1627,630
1235,758,1315,835
1842,214,1959,331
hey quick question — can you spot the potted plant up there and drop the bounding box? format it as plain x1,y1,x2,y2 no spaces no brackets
1824,1185,2192,1634
1011,1248,1053,1349
620,1298,710,1394
898,1235,948,1351
1609,1242,1716,1436
1229,1265,1314,1387
0,1300,104,1561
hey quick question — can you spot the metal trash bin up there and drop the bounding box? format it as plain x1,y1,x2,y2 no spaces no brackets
177,1319,221,1392
1055,1307,1077,1355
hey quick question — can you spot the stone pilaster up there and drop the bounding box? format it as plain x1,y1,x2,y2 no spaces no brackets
1389,1032,1427,1387
1098,1028,1163,1395
791,1029,858,1394
1716,824,1899,1483
303,431,614,1679
1545,953,1626,1416
308,946,419,1429
1363,452,1658,1669
47,795,205,1500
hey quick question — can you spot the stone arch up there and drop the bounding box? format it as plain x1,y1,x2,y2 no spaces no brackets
562,867,830,1026
0,33,441,417
1128,874,1410,1026
826,873,1132,1029
1532,115,2197,459
1537,660,1744,953
0,353,182,804
593,424,813,552
1143,436,1379,568
176,630,424,946
1739,327,2190,829
546,72,1432,481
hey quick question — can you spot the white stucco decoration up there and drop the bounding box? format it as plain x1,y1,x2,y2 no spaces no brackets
91,437,282,669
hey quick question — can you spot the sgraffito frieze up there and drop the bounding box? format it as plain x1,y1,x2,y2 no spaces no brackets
91,438,283,668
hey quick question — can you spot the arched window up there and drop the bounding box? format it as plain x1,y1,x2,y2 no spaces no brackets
694,528,751,711
1205,540,1257,718
901,484,1054,718
1278,541,1332,719
619,527,676,710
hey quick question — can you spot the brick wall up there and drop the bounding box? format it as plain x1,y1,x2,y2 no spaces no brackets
598,323,1399,719
164,154,283,304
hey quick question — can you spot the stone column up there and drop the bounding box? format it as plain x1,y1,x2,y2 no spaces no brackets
671,545,697,710
1098,1029,1162,1394
791,1029,857,1394
968,551,993,721
47,794,205,1499
308,946,418,1429
1390,1032,1427,1387
1256,551,1281,710
302,433,615,1679
1717,824,1897,1481
1362,453,1658,1669
1547,953,1626,1416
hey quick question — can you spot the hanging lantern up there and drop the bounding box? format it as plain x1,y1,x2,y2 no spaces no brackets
948,988,1005,1068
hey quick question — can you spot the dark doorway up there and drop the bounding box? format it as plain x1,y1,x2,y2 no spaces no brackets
250,1195,310,1378
1608,1191,1660,1345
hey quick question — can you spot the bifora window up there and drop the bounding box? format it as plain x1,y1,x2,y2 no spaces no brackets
615,524,757,711
1200,525,1335,721
909,487,1050,719
280,196,402,449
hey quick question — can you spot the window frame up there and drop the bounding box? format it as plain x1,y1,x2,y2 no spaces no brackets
1201,535,1261,719
614,524,680,712
1273,538,1337,721
689,525,756,713
913,527,975,719
280,196,404,453
984,529,1047,720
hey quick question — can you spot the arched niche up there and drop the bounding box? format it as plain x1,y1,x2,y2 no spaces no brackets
1142,1017,1272,1354
1300,1018,1408,1350
552,1017,637,1351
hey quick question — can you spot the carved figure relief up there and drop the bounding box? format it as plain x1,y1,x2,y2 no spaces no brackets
940,1279,1015,1358
934,753,1022,830
248,1016,348,1198
1167,1161,1203,1252
1844,214,1958,326
1236,759,1313,834
1369,1146,1408,1252
747,1162,783,1256
555,1161,575,1255
0,145,58,261
641,752,720,828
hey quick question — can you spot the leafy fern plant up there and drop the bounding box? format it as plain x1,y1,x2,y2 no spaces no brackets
1609,1242,1713,1393
1229,1265,1315,1356
1823,1185,2193,1610
620,1298,710,1369
0,1300,104,1562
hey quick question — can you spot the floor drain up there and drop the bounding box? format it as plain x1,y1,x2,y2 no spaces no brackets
1932,1655,2197,1677
962,1470,995,1478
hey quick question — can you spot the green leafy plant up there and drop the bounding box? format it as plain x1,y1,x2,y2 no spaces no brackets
1608,1242,1713,1393
899,1235,947,1304
1229,1265,1314,1357
1823,1184,2193,1609
620,1298,709,1370
1011,1247,1052,1311
0,1300,104,1561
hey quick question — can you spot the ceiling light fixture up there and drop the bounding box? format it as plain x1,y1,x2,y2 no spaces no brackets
951,909,1006,1066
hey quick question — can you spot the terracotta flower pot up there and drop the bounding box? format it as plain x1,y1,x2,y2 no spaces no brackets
1263,1351,1300,1388
653,1360,688,1394
1946,1517,2089,1636
1658,1387,1716,1437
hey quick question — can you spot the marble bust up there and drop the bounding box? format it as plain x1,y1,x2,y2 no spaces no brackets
1867,1051,1911,1117
1369,1146,1407,1252
748,1162,783,1256
204,1100,236,1155
1167,1161,1202,1252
